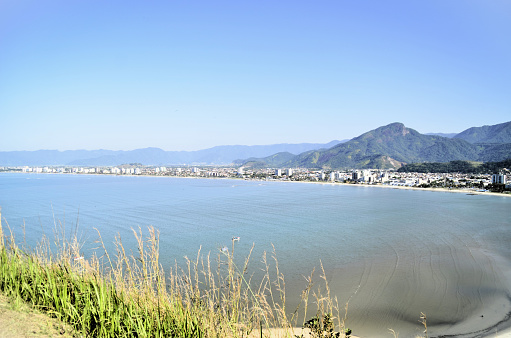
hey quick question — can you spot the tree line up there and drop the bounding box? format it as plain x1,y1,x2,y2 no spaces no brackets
397,158,511,174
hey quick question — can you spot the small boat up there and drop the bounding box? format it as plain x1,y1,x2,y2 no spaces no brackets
232,236,240,242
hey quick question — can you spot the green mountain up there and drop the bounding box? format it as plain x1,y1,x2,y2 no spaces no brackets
454,121,511,144
282,123,479,169
476,143,511,162
240,122,511,170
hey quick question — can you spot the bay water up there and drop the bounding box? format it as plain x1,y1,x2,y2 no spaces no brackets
1,173,510,337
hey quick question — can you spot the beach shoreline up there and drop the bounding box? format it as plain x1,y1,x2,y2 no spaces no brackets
265,176,511,198
4,171,510,198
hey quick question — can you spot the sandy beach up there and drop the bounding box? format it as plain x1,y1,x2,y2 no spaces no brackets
281,177,511,198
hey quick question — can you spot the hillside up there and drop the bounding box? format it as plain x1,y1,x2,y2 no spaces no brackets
454,121,511,144
281,123,480,169
240,122,511,170
398,158,511,174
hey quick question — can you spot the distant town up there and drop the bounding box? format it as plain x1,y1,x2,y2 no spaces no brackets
2,164,510,194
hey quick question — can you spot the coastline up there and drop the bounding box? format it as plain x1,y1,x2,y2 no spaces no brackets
3,171,510,198
332,181,511,198
256,175,511,198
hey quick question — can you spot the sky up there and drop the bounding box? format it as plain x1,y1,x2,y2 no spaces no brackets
1,0,510,151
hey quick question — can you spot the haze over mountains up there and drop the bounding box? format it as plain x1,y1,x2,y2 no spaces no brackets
1,122,510,169
0,141,343,167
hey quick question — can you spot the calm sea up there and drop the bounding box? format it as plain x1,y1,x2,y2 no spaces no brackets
1,173,510,337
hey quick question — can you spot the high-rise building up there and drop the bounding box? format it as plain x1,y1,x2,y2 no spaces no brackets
492,173,506,184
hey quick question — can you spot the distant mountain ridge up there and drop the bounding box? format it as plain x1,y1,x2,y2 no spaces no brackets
0,141,344,166
2,121,510,168
425,132,457,138
453,121,511,144
239,121,511,170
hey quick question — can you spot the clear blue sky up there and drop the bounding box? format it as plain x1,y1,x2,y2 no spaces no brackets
1,0,510,151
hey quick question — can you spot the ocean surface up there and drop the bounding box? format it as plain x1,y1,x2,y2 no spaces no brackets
1,172,510,337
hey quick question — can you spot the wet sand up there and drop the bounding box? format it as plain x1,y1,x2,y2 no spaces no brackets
313,244,511,337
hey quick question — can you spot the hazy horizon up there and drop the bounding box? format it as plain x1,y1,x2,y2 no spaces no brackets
0,123,469,152
0,139,343,153
1,1,510,151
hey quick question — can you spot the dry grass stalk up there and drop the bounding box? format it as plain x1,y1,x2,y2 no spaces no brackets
1,212,362,338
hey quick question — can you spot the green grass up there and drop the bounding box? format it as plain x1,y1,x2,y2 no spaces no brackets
0,236,202,337
0,216,352,338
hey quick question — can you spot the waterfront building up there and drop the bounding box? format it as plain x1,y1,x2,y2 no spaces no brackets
352,171,359,181
492,173,507,184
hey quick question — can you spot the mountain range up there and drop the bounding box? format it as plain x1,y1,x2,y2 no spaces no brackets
238,121,511,169
1,121,510,169
0,141,343,167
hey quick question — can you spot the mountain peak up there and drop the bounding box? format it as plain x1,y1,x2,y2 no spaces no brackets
383,122,410,136
355,122,413,143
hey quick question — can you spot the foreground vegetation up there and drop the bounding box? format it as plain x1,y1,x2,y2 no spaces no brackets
0,215,354,337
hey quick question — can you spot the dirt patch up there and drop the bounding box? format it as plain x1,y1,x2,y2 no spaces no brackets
0,293,80,338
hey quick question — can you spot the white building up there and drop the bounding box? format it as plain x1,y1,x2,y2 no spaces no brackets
492,173,507,184
275,169,282,176
361,170,374,183
286,168,293,177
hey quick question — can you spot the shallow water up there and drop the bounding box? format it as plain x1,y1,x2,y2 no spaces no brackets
1,173,510,337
